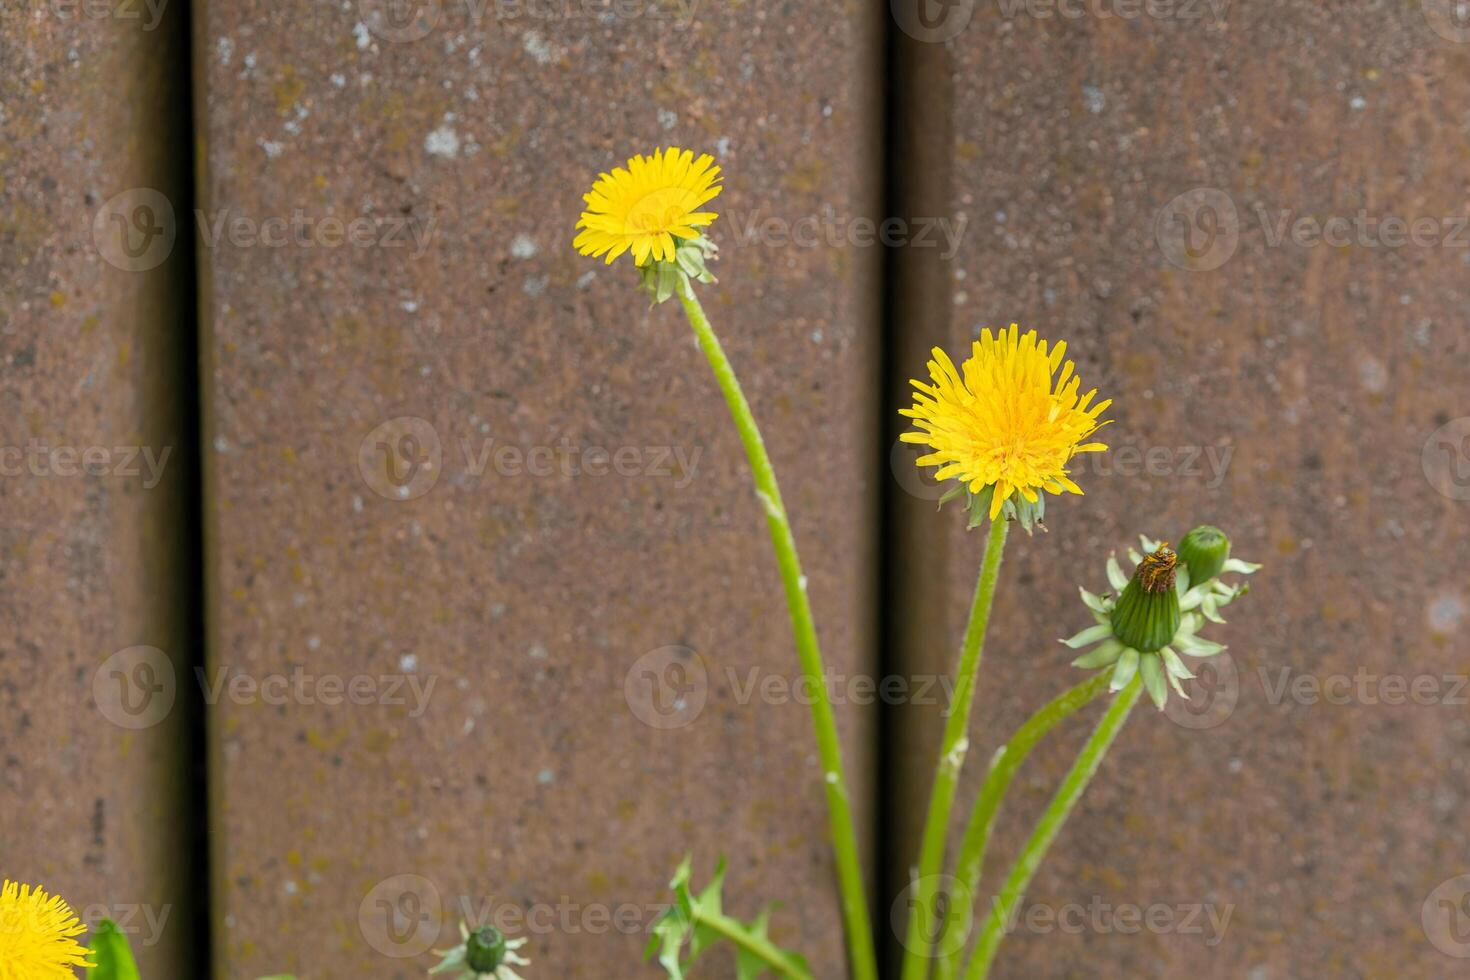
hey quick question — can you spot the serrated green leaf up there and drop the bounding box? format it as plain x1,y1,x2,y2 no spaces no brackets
648,856,813,980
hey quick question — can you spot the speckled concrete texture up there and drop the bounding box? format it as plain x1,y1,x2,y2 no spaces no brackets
0,4,199,977
910,2,1470,977
194,1,881,976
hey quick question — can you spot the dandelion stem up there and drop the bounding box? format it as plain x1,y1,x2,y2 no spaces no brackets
675,284,878,980
961,676,1143,980
932,671,1111,980
901,517,1009,980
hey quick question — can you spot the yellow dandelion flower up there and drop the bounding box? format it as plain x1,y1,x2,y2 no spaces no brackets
573,147,721,266
900,324,1111,522
0,881,93,980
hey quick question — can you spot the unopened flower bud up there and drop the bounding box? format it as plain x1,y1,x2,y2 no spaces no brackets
1178,525,1230,584
465,925,508,972
1110,546,1180,653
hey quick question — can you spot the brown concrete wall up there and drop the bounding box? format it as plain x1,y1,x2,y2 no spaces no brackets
192,1,881,976
9,0,1470,976
0,3,200,978
896,1,1470,976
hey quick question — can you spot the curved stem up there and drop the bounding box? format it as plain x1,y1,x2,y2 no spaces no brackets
675,285,878,980
900,517,1009,980
962,676,1143,980
932,671,1111,980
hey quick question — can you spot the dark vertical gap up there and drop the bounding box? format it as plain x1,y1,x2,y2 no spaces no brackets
876,7,955,976
163,0,212,973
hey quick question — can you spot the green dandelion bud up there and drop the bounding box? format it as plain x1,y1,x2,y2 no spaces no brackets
430,920,530,980
465,926,508,972
1177,525,1230,584
1110,546,1180,654
1066,534,1257,710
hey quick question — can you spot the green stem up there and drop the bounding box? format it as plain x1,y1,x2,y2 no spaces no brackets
933,671,1111,980
900,517,1009,980
961,676,1143,980
692,909,815,980
675,285,878,980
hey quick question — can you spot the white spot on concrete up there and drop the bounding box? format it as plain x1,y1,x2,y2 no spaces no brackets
528,643,548,660
537,768,555,784
330,73,347,88
1357,355,1387,393
425,126,460,159
1349,95,1367,111
522,275,549,296
353,22,372,50
258,139,284,159
217,37,234,66
1429,593,1466,634
1083,85,1105,114
657,107,679,131
523,30,555,64
399,653,418,672
575,270,597,289
510,234,538,259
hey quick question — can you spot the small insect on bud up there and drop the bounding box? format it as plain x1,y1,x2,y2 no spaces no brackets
1177,525,1231,584
1135,545,1178,593
465,925,509,972
1111,545,1181,653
